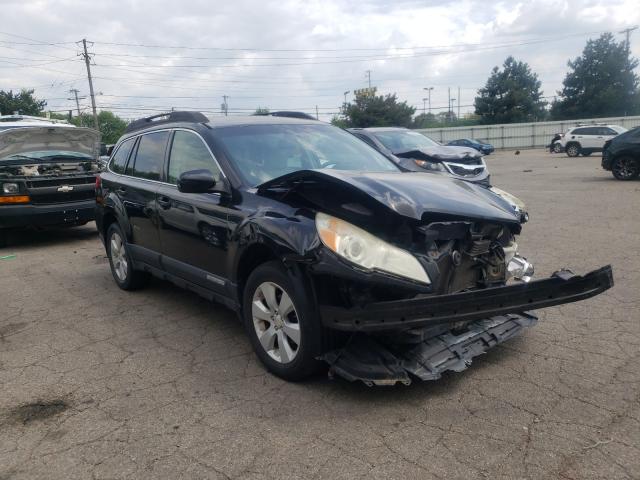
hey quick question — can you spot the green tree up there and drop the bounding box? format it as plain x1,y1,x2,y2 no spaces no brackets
253,107,270,115
330,115,348,128
551,33,639,119
342,89,415,127
474,56,546,124
0,89,47,116
71,111,128,144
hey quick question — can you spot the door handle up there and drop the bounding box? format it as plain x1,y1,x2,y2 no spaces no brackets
157,196,172,209
116,187,127,195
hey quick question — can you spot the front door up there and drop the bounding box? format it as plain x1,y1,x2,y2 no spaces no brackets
156,129,230,293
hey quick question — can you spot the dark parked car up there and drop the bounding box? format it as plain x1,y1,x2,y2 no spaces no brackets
602,126,640,180
0,119,101,247
348,127,490,184
96,112,612,385
447,138,495,155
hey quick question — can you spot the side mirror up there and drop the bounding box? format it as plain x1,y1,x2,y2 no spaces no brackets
178,169,229,194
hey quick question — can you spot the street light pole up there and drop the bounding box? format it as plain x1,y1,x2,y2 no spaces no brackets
343,90,350,105
450,98,456,122
423,87,434,114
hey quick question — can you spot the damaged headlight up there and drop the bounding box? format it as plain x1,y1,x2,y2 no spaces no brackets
507,255,534,283
315,212,430,284
413,159,445,171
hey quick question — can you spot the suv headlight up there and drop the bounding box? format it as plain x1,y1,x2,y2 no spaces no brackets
414,159,445,171
2,183,19,194
315,212,430,284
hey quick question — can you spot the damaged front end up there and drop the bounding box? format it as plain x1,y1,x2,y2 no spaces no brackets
257,170,614,386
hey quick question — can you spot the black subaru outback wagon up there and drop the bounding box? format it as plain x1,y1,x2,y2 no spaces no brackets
96,112,612,385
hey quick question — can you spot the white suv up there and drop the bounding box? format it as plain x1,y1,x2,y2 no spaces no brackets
557,124,627,157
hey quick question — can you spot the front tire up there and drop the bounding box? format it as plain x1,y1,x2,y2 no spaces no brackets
106,223,150,290
612,156,640,181
243,261,325,381
566,143,580,157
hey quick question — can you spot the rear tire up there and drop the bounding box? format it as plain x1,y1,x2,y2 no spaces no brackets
566,143,580,157
612,156,640,181
106,223,150,290
242,261,326,381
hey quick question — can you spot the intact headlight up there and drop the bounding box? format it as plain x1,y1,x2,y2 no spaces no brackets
2,183,19,194
315,212,430,284
414,159,445,171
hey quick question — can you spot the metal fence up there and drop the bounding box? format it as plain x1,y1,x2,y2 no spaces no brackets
416,115,640,150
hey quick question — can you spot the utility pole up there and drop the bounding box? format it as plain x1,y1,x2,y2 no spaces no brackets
448,87,451,123
423,87,434,115
365,70,372,88
222,95,228,116
315,105,319,120
80,39,99,130
619,25,638,55
451,98,456,122
68,89,82,117
343,90,350,105
422,98,427,115
457,86,461,120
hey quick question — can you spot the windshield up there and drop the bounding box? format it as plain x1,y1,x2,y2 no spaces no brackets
1,150,94,162
372,130,440,152
215,123,399,186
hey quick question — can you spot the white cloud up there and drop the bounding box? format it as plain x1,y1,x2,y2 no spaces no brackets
0,0,638,120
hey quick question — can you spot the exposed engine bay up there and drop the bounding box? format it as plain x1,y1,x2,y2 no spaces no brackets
0,161,98,178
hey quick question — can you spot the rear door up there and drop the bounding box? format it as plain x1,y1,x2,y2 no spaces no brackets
156,129,230,292
119,130,170,263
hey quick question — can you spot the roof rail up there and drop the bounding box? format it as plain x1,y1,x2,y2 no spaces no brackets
268,111,317,120
124,111,209,134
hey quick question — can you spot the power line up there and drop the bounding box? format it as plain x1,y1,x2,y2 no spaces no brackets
86,30,606,52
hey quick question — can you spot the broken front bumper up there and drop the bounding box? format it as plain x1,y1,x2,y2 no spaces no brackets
319,266,613,332
323,313,538,386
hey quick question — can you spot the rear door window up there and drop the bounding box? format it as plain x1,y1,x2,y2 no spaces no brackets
109,138,135,174
131,131,170,181
572,128,589,135
167,130,222,184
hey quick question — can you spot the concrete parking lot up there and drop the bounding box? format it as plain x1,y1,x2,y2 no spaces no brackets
1,149,638,480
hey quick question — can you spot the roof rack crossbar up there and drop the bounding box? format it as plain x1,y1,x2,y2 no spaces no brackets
124,111,208,133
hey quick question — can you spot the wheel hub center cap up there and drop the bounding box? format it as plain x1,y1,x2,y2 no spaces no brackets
273,313,284,329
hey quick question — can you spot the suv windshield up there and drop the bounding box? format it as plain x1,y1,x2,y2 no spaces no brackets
1,150,93,162
215,123,399,186
372,130,439,152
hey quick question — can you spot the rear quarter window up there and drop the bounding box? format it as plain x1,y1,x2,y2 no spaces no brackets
109,138,135,174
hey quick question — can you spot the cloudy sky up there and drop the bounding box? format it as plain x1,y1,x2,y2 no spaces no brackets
1,0,639,121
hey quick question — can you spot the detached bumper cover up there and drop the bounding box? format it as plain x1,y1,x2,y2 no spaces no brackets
323,313,537,386
320,266,613,332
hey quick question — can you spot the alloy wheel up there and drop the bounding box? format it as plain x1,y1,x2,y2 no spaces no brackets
251,281,301,364
613,157,639,180
110,232,128,282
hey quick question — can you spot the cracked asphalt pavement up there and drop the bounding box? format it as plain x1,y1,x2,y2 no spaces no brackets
1,149,639,479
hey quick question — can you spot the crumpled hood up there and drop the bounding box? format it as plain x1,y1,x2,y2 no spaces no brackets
0,126,101,159
393,145,482,162
258,169,521,227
